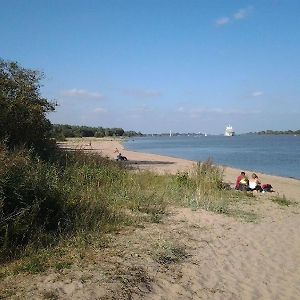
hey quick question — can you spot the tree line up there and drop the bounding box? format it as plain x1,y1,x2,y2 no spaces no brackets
253,130,300,135
51,124,143,140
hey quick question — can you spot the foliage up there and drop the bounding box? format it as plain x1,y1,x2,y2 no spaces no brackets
0,147,166,261
0,59,55,154
253,129,300,135
51,124,143,140
0,147,69,259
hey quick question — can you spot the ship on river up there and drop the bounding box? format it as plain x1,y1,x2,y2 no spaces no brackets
224,125,235,136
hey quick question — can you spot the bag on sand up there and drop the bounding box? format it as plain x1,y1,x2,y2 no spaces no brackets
262,184,273,192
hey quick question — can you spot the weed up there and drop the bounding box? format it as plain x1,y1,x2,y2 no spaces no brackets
271,194,295,206
54,261,72,271
15,256,47,274
227,209,258,223
42,290,59,300
154,242,188,265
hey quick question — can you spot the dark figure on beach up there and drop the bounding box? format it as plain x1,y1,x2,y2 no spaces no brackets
235,171,249,191
116,153,128,161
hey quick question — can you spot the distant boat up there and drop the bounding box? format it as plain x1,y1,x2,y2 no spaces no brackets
224,125,235,136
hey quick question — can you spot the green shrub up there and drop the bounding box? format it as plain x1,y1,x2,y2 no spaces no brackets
0,147,68,260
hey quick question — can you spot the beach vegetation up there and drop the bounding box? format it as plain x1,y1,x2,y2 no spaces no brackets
154,241,188,265
0,147,257,270
0,59,265,278
271,194,295,206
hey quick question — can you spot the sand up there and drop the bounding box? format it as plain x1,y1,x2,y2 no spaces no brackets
2,137,300,299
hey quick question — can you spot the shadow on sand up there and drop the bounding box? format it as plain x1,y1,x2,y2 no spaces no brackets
124,160,175,165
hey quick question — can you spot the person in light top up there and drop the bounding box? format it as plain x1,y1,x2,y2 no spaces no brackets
249,173,262,192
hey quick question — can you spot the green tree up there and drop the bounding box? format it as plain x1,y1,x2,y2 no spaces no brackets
0,59,55,153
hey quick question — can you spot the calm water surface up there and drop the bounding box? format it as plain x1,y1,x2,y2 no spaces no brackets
124,135,300,179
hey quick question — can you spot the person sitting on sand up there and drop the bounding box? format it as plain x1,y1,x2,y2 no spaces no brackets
235,171,249,191
249,173,262,192
114,147,119,154
116,153,128,161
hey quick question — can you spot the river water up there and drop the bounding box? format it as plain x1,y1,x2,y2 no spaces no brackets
124,135,300,179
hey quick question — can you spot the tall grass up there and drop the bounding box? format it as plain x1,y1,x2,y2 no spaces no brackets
0,147,173,261
0,148,249,264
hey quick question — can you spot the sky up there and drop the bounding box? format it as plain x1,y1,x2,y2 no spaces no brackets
1,0,300,134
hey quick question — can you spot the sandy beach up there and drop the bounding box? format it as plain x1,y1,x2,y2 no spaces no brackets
2,137,300,299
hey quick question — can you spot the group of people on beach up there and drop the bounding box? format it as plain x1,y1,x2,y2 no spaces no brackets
235,171,272,193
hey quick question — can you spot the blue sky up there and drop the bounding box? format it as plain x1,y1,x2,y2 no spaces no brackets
1,0,300,134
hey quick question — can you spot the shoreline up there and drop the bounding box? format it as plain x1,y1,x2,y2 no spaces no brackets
61,138,300,202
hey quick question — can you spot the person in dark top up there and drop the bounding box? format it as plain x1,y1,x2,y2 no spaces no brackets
116,153,127,161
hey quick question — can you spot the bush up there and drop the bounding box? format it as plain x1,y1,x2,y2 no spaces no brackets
0,147,128,261
0,59,55,155
0,147,67,260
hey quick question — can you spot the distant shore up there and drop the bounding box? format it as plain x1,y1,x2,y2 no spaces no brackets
61,138,300,202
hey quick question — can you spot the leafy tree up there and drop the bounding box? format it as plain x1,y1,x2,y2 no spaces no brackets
112,128,124,136
95,127,105,137
105,128,114,136
0,59,55,153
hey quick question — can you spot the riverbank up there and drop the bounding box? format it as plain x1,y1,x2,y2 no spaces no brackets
1,137,300,299
61,137,300,202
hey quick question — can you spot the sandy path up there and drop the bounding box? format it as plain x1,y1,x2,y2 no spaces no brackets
143,207,300,299
4,204,299,299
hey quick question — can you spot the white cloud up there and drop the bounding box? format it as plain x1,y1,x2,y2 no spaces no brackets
61,88,104,99
233,9,247,20
215,7,253,27
177,106,185,112
122,88,162,99
233,7,253,20
93,107,107,113
215,17,230,26
252,91,264,97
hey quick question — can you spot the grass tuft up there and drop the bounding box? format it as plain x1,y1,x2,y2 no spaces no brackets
271,194,295,206
154,242,188,265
